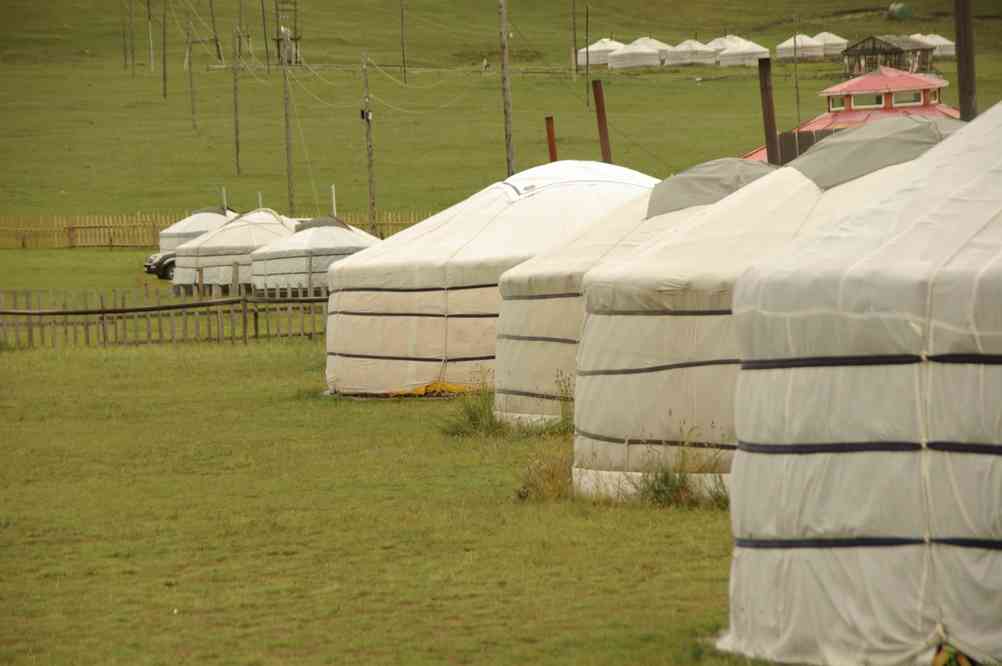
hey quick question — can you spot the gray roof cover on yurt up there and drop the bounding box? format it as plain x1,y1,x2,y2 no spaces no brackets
571,116,963,499
174,208,297,286
325,160,657,397
719,103,1002,666
250,217,379,290
158,208,238,252
494,158,774,424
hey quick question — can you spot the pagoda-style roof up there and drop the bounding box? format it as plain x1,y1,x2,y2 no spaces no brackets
820,66,948,97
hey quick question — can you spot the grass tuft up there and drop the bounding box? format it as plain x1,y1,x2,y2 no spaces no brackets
515,440,574,502
636,450,730,511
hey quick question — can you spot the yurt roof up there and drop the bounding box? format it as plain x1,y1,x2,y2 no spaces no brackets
719,41,769,57
161,209,238,236
812,31,848,44
328,161,658,292
673,39,715,52
919,32,954,46
610,42,661,57
777,33,823,48
176,208,297,256
579,37,624,53
707,35,743,50
647,158,775,218
252,224,379,260
821,66,948,96
629,36,672,51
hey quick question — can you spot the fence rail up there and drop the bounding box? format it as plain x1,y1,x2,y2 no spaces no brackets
0,211,427,249
0,286,328,350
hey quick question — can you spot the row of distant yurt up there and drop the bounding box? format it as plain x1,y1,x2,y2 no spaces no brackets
166,208,377,290
577,35,766,68
911,32,956,56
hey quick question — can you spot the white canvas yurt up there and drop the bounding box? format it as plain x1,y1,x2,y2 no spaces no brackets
494,159,775,424
158,208,238,252
325,161,658,396
174,208,297,287
812,31,849,58
250,217,378,292
776,33,825,60
608,40,663,69
914,32,956,57
717,40,769,67
706,35,743,54
576,38,625,66
665,39,717,65
572,116,963,499
719,103,1002,666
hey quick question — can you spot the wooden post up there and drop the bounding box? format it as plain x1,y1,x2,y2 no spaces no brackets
399,0,408,85
162,0,167,99
954,0,977,121
208,0,223,61
545,115,558,162
232,25,242,176
187,21,197,130
156,290,164,343
83,291,91,346
241,293,249,344
282,31,295,216
571,0,578,74
26,290,35,349
361,53,377,236
757,57,781,166
793,25,802,157
146,0,154,73
129,0,136,77
584,3,590,108
260,0,271,73
498,0,515,177
591,79,612,163
121,2,129,70
99,292,108,346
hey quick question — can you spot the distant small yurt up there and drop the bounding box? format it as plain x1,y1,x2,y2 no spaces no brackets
608,39,664,69
577,38,624,66
250,217,379,292
719,103,1001,666
573,117,961,499
812,31,849,58
912,32,956,57
665,39,717,65
776,33,825,60
325,161,657,396
718,40,769,67
158,208,238,252
174,208,297,287
494,158,775,424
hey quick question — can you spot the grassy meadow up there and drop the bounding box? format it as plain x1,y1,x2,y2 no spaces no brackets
0,341,758,665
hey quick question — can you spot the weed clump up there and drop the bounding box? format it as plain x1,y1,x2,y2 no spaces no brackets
516,441,573,502
635,450,729,510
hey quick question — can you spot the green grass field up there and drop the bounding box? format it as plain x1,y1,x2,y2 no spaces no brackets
1,341,760,665
1,0,1000,217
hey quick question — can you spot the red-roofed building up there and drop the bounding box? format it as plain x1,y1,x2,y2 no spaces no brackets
745,66,959,161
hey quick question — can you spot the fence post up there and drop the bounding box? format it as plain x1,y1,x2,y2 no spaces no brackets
25,290,35,349
99,292,108,345
241,293,249,344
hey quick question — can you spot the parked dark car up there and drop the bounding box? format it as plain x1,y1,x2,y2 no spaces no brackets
144,251,176,280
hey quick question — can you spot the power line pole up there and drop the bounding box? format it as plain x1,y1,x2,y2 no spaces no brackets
232,25,242,176
161,0,168,98
571,0,577,73
187,20,197,130
260,0,271,73
281,31,295,216
208,0,222,61
238,0,245,59
146,0,154,72
121,2,129,69
498,0,514,177
399,0,408,85
584,2,590,108
591,80,612,163
361,53,377,236
954,0,978,121
129,0,137,77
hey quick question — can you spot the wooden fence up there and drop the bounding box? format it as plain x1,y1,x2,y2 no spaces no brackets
0,286,328,350
0,211,427,249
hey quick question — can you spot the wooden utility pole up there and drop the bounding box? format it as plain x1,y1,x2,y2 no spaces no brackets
260,0,271,72
121,3,129,69
232,25,242,176
161,0,168,98
187,21,197,130
281,31,295,215
399,0,408,84
238,0,246,58
792,21,802,157
545,115,558,162
208,0,223,61
954,0,977,121
129,0,136,77
362,53,377,235
584,3,590,108
757,57,780,166
499,0,515,177
591,79,612,163
571,0,577,73
146,0,154,72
